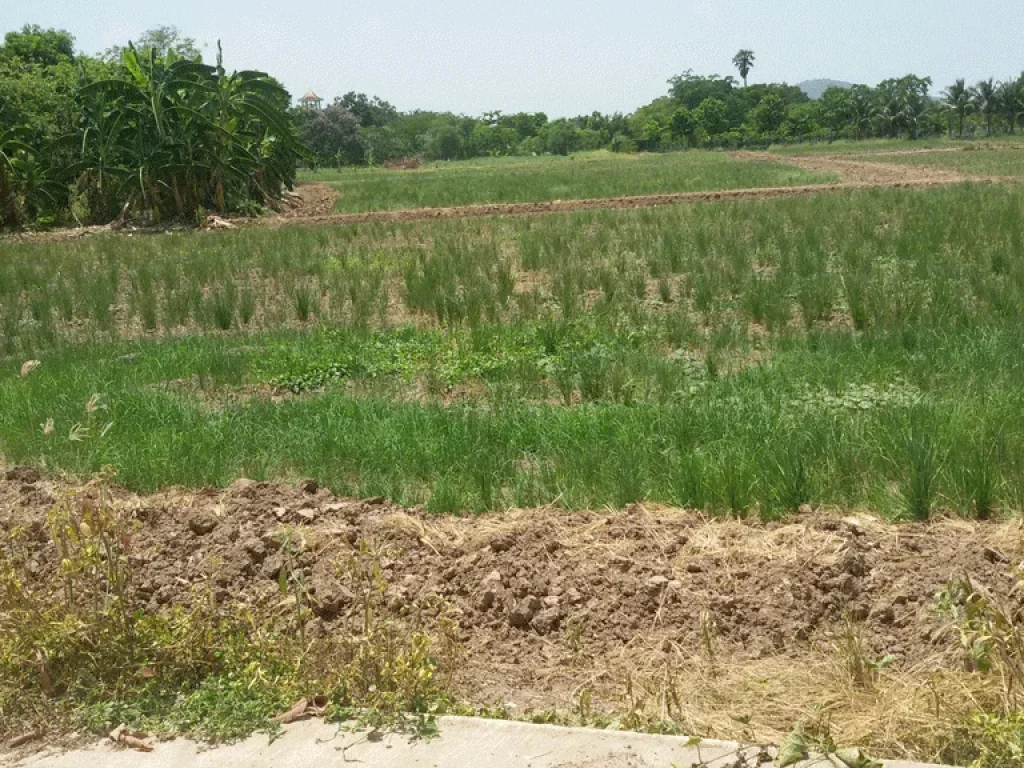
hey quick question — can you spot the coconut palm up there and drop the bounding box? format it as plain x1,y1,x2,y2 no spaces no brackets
848,86,874,140
898,90,933,140
873,94,902,138
943,79,973,138
997,77,1024,134
972,79,999,136
732,50,755,88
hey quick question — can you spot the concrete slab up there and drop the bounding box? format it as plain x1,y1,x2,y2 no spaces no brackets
8,716,958,768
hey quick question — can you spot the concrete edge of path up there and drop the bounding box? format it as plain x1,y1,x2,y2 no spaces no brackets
7,716,959,768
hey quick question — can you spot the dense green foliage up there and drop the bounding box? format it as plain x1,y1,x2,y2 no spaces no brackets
0,25,303,229
295,65,1024,167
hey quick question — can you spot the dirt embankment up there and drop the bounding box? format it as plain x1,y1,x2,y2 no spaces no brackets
4,466,1023,749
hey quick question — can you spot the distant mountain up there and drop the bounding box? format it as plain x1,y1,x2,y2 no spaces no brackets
797,79,855,100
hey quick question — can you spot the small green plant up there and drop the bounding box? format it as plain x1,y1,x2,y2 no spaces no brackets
239,287,256,326
831,617,896,689
208,285,237,331
293,284,316,322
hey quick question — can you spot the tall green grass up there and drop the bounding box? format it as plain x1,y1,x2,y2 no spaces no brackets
3,183,1024,518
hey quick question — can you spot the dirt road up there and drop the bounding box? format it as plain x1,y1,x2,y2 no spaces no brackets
261,147,1002,228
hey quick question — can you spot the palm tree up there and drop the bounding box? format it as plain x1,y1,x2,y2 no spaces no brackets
898,90,932,140
732,50,755,88
849,86,874,140
997,77,1024,134
873,94,901,138
972,79,999,136
943,79,973,138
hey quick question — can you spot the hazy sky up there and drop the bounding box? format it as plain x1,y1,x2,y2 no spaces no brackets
4,1,1021,117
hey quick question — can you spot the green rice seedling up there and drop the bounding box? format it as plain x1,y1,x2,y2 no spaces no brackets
898,409,942,521
28,293,51,325
605,362,628,405
952,430,1003,520
54,280,76,322
87,272,114,330
577,351,610,402
427,474,465,514
208,284,237,331
609,445,645,507
495,262,515,309
744,274,774,326
693,266,719,315
164,288,192,328
310,151,831,214
552,360,577,406
238,287,256,326
718,450,755,517
554,271,579,321
771,436,812,515
796,274,835,329
664,309,697,349
293,284,316,323
657,278,673,304
1,306,20,355
139,288,158,332
842,268,872,331
669,452,707,510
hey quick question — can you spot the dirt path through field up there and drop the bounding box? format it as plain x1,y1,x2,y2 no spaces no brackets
3,148,1013,244
729,150,975,186
263,149,1002,229
3,466,1021,758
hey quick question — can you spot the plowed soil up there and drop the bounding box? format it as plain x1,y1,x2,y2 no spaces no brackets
4,466,1023,755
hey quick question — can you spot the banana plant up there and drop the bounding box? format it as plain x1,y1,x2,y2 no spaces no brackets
66,40,304,224
0,128,34,227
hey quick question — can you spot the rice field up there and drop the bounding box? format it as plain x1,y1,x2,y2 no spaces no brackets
302,150,835,212
868,147,1024,177
3,180,1024,519
770,135,1024,155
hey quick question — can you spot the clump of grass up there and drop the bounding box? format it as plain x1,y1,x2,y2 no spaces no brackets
208,284,237,331
293,284,317,322
239,287,256,326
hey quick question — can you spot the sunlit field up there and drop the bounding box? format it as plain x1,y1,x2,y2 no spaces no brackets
3,183,1024,520
300,150,835,212
867,147,1024,177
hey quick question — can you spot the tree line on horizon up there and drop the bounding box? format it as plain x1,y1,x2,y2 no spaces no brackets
302,67,1024,167
3,24,1024,229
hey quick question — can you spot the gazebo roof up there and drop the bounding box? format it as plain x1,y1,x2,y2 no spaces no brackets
299,91,321,102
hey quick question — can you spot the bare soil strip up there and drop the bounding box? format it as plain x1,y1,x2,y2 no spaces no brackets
3,467,1020,759
264,151,999,228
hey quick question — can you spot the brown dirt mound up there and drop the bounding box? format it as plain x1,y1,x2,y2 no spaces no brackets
274,183,341,218
3,465,1023,754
